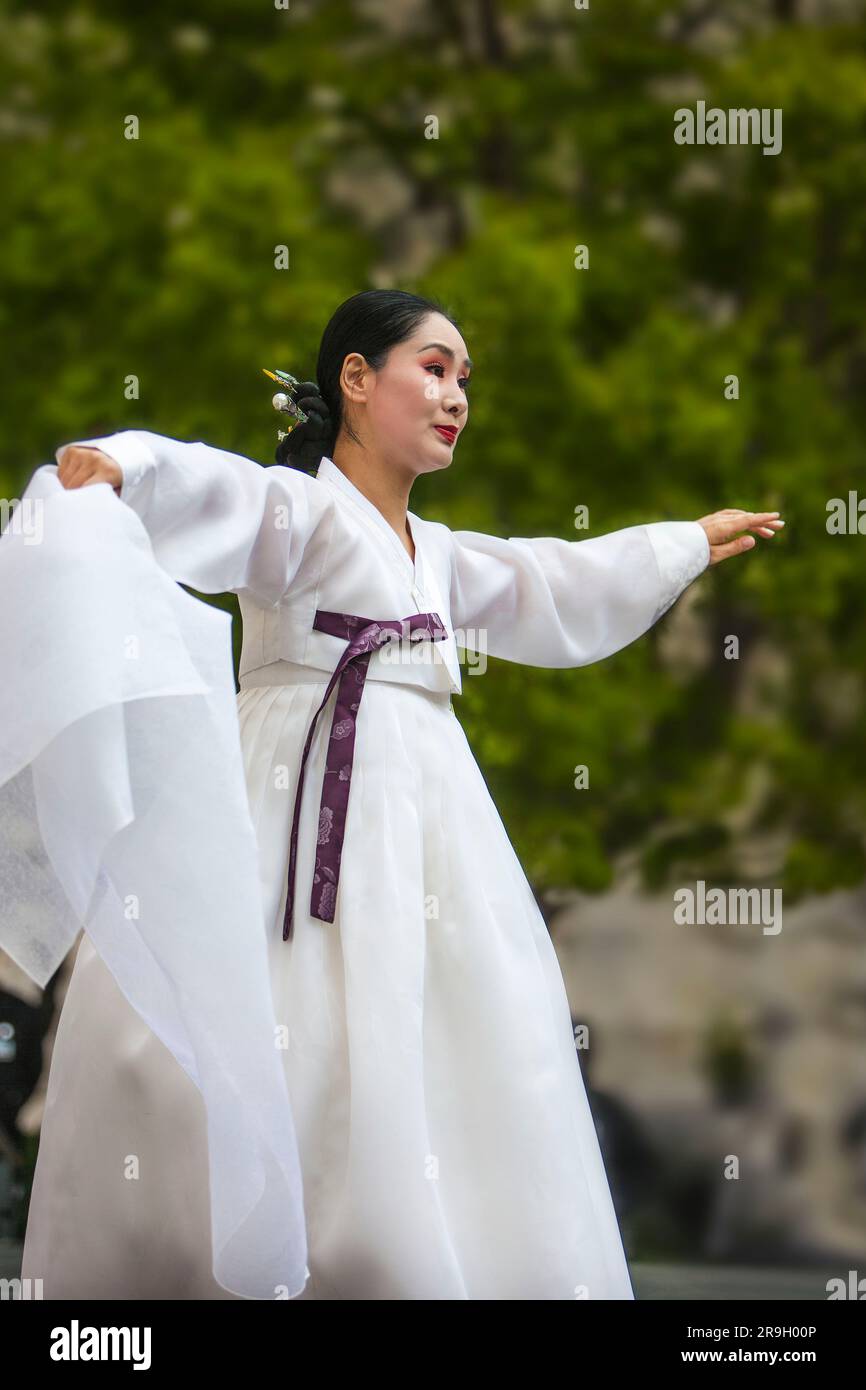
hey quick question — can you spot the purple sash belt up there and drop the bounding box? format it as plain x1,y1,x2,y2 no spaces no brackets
282,608,448,941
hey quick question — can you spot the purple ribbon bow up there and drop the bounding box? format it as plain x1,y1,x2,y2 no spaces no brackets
282,608,449,941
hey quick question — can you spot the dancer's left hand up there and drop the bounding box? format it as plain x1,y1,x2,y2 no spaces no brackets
696,510,785,566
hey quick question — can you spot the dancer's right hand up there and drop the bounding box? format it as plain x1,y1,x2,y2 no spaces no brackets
56,445,123,496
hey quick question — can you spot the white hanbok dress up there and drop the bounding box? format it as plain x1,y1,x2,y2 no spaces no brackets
6,430,710,1300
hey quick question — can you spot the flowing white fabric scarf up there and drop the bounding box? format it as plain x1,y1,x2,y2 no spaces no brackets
0,465,309,1300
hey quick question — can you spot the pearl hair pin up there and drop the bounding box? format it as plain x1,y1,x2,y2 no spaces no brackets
262,368,311,442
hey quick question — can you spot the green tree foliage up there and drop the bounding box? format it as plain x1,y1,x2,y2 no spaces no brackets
2,0,864,899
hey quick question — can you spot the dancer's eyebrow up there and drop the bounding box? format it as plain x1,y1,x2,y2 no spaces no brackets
417,342,473,371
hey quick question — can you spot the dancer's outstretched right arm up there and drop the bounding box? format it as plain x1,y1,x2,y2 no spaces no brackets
55,429,327,604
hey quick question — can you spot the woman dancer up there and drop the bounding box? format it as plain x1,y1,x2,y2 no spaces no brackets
19,288,783,1300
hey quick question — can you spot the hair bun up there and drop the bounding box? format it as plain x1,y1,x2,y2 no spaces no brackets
274,379,334,472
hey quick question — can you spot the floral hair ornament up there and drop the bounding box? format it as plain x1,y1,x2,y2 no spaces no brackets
261,368,311,444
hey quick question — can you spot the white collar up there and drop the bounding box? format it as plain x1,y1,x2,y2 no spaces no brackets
315,455,419,583
314,456,461,693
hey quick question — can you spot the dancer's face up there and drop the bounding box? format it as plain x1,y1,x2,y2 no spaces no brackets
341,313,471,477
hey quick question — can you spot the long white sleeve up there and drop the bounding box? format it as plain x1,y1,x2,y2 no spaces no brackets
59,429,320,604
448,520,710,665
0,467,309,1298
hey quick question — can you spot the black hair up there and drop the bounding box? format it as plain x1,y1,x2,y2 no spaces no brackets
275,289,463,473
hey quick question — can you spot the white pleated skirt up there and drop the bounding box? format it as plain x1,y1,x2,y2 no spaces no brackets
22,667,634,1300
